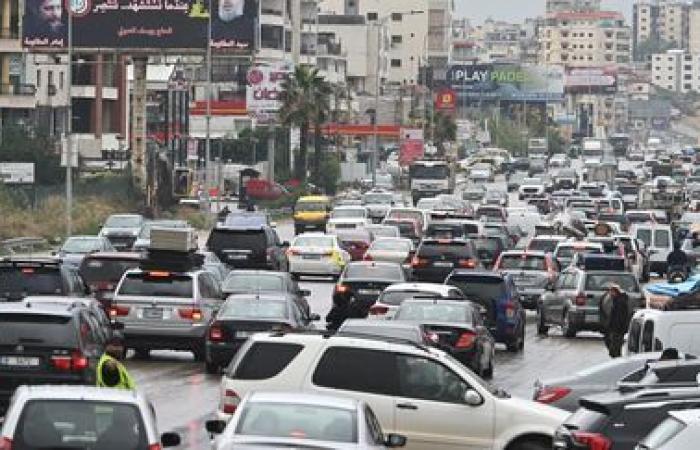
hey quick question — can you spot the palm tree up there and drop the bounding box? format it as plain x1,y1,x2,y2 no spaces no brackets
280,66,331,181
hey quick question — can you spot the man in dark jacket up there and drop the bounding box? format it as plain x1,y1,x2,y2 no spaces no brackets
600,283,630,358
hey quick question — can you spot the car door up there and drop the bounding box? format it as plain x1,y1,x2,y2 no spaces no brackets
394,354,493,450
542,273,569,324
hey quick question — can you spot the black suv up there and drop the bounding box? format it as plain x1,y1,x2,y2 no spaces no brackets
554,387,700,450
410,239,481,283
0,258,89,301
207,223,289,271
0,301,111,410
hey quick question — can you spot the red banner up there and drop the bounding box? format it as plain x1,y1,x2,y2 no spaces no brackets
399,128,424,166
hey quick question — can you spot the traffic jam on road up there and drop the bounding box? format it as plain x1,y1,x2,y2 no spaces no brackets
6,142,700,450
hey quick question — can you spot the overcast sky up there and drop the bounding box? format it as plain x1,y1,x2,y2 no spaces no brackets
458,0,631,23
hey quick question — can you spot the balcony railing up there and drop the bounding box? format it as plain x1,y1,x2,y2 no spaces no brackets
0,83,36,95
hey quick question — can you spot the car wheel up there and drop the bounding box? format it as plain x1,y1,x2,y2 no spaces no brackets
482,355,494,379
506,329,522,352
192,345,206,362
509,438,551,450
291,272,300,281
205,360,220,375
562,310,577,338
133,347,150,359
536,307,549,336
519,326,525,350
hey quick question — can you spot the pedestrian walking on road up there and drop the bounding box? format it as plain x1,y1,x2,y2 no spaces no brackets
96,334,136,390
599,283,630,358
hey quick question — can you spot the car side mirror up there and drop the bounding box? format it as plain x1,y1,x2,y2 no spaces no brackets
309,313,321,321
299,289,311,297
205,420,227,435
385,433,407,448
161,432,181,447
463,389,483,406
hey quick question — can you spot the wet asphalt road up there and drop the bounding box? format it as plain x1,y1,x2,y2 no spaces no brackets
128,163,625,449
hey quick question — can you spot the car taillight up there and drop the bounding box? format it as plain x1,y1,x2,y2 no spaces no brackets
148,444,162,450
369,305,388,316
179,308,202,321
335,284,349,294
209,324,225,341
51,350,88,372
222,389,240,414
571,431,611,450
505,301,515,319
455,331,477,348
575,293,587,306
109,305,130,318
411,256,428,268
287,248,301,257
535,386,571,404
363,253,373,261
0,438,12,450
458,259,476,268
71,351,89,371
51,355,72,371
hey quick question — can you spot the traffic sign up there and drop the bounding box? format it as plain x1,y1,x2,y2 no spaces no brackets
0,162,34,184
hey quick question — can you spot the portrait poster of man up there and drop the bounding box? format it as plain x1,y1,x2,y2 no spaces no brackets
210,0,257,51
23,0,67,47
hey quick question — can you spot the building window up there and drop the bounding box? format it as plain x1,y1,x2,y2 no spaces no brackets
48,70,53,87
669,76,673,80
656,76,661,80
367,12,377,21
391,59,401,67
36,70,41,87
391,35,402,45
685,74,692,80
655,67,661,71
685,65,692,71
410,56,414,61
668,85,673,89
391,12,402,21
59,72,64,89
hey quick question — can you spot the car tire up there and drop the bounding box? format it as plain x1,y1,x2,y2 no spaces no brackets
537,307,549,336
205,360,220,375
133,347,150,359
562,310,577,338
291,272,300,281
506,328,523,352
192,345,206,362
509,438,551,450
482,355,494,379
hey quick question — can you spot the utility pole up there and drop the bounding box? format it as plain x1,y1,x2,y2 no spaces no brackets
65,4,73,236
205,0,212,191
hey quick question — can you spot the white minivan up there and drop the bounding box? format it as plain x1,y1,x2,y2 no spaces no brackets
631,224,673,276
626,308,700,356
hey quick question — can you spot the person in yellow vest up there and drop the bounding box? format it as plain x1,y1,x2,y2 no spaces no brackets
96,334,136,390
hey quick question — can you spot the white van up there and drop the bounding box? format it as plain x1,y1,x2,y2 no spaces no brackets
626,308,700,356
631,224,673,276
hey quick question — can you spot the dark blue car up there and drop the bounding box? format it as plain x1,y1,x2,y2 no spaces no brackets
444,270,525,352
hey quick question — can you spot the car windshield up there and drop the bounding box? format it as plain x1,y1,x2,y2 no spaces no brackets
498,255,546,270
79,258,141,284
529,239,560,253
104,215,141,228
220,299,288,319
61,238,103,254
223,274,284,292
332,209,365,219
379,290,440,306
363,194,393,204
410,164,449,179
396,303,470,322
345,264,403,280
118,272,193,298
419,243,474,259
636,229,652,247
370,239,411,252
584,274,639,292
618,185,637,195
293,236,334,248
0,267,63,297
556,246,601,258
14,400,147,450
296,201,327,212
207,229,267,254
655,229,671,248
235,402,357,443
0,313,77,346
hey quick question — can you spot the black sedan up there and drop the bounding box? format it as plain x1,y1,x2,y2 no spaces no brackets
327,261,407,330
392,300,495,378
204,293,319,373
221,270,311,317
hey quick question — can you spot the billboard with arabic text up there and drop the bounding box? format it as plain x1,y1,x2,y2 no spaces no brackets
22,0,257,51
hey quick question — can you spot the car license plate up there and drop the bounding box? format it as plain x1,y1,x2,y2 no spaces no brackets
236,331,254,338
433,262,453,267
227,254,248,260
358,289,380,296
143,308,163,319
0,356,40,367
587,314,600,322
303,254,321,260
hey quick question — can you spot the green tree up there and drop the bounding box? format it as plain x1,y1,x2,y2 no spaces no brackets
280,66,331,181
430,112,457,156
0,126,63,185
635,37,675,61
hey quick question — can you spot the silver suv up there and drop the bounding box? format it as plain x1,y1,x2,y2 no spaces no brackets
111,268,223,360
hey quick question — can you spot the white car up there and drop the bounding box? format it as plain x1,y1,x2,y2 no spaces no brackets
207,391,407,449
637,408,700,450
288,233,351,279
1,385,181,449
327,206,371,233
363,238,414,265
469,163,493,183
518,178,546,200
217,333,567,450
368,282,464,319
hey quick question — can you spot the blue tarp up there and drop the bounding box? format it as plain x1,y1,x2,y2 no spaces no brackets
645,275,700,298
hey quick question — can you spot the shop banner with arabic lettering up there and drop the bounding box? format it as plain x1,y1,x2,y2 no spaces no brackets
22,0,257,50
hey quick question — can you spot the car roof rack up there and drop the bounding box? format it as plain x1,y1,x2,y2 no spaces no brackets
267,329,432,352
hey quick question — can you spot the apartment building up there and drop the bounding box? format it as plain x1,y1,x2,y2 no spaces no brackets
633,0,695,59
546,0,601,13
651,49,700,92
689,5,700,53
539,10,631,67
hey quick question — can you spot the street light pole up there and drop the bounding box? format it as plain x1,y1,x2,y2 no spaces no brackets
205,0,212,191
65,1,73,236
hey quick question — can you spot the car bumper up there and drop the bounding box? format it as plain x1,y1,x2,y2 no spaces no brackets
517,289,544,309
568,308,604,330
123,324,207,350
294,221,326,231
289,257,343,275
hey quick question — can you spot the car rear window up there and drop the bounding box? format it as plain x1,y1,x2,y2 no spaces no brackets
584,274,638,292
207,229,267,254
220,300,288,320
0,314,76,346
79,258,141,284
379,290,438,306
0,267,63,297
345,264,403,280
294,236,334,248
396,303,471,322
371,240,411,252
223,274,284,292
117,272,193,298
655,229,671,248
498,255,546,270
231,342,303,380
418,242,474,259
14,400,146,450
556,247,601,258
235,402,358,443
528,239,560,253
447,276,505,303
426,225,463,239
